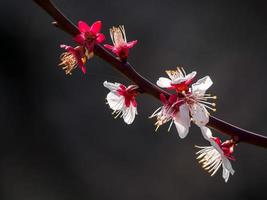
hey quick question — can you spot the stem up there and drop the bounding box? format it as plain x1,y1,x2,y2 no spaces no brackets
33,0,267,148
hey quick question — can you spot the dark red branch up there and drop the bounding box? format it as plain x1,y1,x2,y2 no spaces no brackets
33,0,267,148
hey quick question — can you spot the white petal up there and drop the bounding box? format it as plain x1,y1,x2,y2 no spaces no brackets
174,104,191,138
106,92,124,111
123,105,137,124
172,71,197,84
200,126,213,141
222,156,235,175
222,157,234,182
184,71,197,82
190,103,209,126
192,76,213,96
156,77,172,88
222,168,230,182
103,81,120,92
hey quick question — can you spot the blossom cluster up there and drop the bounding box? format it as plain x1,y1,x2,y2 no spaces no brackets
58,20,236,182
59,21,137,75
151,67,235,182
59,21,105,75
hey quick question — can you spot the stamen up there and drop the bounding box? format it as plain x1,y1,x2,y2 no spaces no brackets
119,25,126,42
210,160,222,176
168,119,174,132
202,105,216,112
110,27,115,44
180,67,186,77
197,96,217,100
204,94,212,97
149,107,162,118
198,101,216,107
195,145,224,177
59,52,78,75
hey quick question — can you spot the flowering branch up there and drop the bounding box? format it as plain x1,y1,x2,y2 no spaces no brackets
33,0,267,149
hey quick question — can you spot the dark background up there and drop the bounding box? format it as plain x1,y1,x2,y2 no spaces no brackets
1,0,267,199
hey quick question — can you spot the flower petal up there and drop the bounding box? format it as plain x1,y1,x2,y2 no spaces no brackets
104,44,115,51
200,126,213,141
123,105,137,124
106,92,125,111
190,103,209,126
222,156,235,175
78,21,90,32
74,34,85,44
81,66,86,74
126,40,137,48
192,76,213,96
222,157,235,182
172,71,196,84
159,93,168,104
96,33,105,43
157,77,172,88
174,104,191,138
184,71,197,82
222,167,230,182
103,81,120,92
90,21,102,34
77,59,86,74
60,44,74,52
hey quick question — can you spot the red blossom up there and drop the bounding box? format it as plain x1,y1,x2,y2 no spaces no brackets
74,20,105,51
60,44,87,74
104,25,137,61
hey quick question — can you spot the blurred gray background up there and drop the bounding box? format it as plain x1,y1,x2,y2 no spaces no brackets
1,0,267,199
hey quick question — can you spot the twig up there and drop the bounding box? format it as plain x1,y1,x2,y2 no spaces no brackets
33,0,267,148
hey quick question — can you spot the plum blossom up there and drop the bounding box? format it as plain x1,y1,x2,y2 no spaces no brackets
74,20,105,52
155,67,216,138
59,45,93,75
195,127,235,182
178,75,216,128
149,94,190,133
103,81,138,124
157,67,196,93
104,25,137,61
59,20,104,75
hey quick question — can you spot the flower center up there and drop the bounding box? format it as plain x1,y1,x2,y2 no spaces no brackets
213,138,235,160
117,85,137,107
85,32,97,41
170,82,190,93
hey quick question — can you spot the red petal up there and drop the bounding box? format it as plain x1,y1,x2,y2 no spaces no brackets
119,84,127,90
96,33,105,43
104,44,115,51
77,58,87,74
78,21,90,33
112,49,120,56
60,44,68,49
169,94,177,104
160,93,167,104
126,40,137,48
73,34,85,44
60,45,76,54
124,99,130,107
131,98,137,107
81,66,86,74
90,21,102,34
